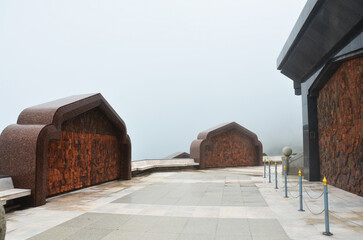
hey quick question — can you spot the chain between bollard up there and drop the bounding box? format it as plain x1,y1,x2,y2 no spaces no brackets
303,186,324,199
288,190,300,198
302,197,325,215
268,168,332,235
277,179,285,189
287,182,299,188
277,175,299,188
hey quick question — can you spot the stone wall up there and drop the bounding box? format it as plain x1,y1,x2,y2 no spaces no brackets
317,57,362,196
288,153,304,175
190,122,262,169
203,130,258,168
0,94,131,206
47,108,121,196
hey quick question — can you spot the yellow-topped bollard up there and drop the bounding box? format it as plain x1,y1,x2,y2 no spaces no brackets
284,163,287,197
323,177,327,186
268,159,271,183
274,161,278,189
322,176,332,236
263,158,266,178
298,169,304,211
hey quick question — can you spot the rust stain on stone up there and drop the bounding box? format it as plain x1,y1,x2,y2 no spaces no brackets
47,109,121,196
204,130,258,168
317,57,363,196
190,122,262,169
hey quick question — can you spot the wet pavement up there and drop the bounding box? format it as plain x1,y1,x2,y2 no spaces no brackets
5,166,363,240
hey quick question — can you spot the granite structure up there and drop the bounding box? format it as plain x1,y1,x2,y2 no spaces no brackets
277,0,363,195
0,94,131,206
190,122,262,169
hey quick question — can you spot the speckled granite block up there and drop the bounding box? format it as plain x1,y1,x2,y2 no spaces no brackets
0,94,131,206
190,122,262,169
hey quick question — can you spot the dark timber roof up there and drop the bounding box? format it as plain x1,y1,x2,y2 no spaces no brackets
277,0,363,83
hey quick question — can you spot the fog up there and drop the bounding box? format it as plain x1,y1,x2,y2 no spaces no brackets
0,0,307,159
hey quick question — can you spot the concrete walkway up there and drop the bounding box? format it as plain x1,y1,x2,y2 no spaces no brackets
5,166,363,240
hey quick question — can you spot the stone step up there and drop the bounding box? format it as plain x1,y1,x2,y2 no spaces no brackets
0,176,31,204
0,189,31,202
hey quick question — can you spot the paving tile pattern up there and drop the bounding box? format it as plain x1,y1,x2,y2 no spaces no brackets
113,182,267,207
8,167,362,240
29,214,290,240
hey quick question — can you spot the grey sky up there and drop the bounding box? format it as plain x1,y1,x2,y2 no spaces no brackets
0,0,306,160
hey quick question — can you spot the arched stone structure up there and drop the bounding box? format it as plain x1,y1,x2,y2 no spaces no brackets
190,122,262,169
0,93,131,206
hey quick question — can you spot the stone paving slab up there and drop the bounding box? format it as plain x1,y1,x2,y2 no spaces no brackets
29,214,290,240
112,182,267,207
4,167,363,240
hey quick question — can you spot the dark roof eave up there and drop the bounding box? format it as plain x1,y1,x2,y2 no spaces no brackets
277,0,320,70
277,0,363,83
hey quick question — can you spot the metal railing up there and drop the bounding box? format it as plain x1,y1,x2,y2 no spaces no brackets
265,162,333,236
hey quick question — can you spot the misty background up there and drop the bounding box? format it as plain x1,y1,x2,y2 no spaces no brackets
0,0,306,160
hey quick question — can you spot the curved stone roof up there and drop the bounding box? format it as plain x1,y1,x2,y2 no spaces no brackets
0,93,131,206
190,122,262,169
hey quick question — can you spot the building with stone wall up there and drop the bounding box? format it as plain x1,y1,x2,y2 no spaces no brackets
190,122,262,169
277,0,362,196
0,94,131,206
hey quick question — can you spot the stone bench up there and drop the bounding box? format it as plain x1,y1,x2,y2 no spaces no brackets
131,159,199,176
0,175,31,204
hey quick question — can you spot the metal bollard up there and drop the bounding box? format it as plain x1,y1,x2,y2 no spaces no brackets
275,162,278,189
298,169,304,211
284,165,288,198
268,160,271,183
263,159,266,178
323,177,333,236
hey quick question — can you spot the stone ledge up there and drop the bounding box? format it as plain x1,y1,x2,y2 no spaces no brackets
0,189,31,203
131,158,199,176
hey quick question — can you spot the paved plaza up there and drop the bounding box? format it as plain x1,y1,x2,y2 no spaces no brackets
5,166,363,240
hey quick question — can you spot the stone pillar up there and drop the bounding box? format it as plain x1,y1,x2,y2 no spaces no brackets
0,201,5,240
